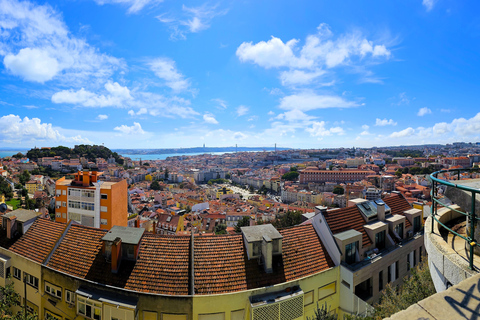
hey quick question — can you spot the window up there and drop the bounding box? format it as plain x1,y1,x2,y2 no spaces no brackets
45,309,62,320
56,189,61,196
379,271,383,291
304,290,314,306
419,246,423,262
25,273,39,288
62,190,66,195
77,296,102,320
407,253,411,271
414,216,421,233
62,202,66,207
143,311,157,320
101,194,108,200
13,267,21,280
375,230,386,250
388,262,397,283
231,310,245,320
394,223,404,239
318,282,336,300
45,282,62,299
414,249,417,267
65,290,75,305
198,313,225,320
345,241,358,265
395,261,399,280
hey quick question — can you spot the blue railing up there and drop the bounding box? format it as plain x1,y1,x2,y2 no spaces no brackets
429,168,480,270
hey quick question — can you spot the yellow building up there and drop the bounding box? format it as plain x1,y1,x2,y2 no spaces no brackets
25,180,42,194
215,186,233,199
0,217,372,320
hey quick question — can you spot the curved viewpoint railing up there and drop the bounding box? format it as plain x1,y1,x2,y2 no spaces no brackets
429,168,480,270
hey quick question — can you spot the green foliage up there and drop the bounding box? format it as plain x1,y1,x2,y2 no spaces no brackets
234,216,251,233
307,302,337,320
383,149,424,158
395,169,403,178
150,180,162,190
333,186,344,195
290,166,298,172
5,199,20,210
273,210,302,228
12,152,23,159
225,173,231,179
26,145,123,165
0,177,14,200
214,224,227,235
207,178,228,185
374,259,435,318
0,276,38,319
282,171,299,181
19,170,30,185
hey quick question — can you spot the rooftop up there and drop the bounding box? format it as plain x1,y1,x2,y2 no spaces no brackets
3,209,42,222
102,225,145,244
241,224,283,242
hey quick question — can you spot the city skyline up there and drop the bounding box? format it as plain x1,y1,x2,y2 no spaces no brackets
0,0,479,149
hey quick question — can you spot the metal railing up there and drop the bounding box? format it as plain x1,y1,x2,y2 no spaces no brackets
429,168,480,270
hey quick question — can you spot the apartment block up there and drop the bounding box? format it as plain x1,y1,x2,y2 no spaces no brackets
55,171,127,229
299,169,376,183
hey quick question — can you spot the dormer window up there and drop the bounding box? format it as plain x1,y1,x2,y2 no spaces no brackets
394,223,404,239
345,241,358,265
375,230,385,250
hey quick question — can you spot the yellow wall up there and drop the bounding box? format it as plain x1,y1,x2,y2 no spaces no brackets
192,267,340,320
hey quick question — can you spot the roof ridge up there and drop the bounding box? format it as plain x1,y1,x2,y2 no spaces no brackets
44,220,73,265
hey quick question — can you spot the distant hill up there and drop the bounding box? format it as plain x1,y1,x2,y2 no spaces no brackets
113,146,291,155
26,145,124,165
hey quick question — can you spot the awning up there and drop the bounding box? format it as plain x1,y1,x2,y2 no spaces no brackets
76,287,137,309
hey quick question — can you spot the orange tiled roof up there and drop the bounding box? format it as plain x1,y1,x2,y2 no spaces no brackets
383,193,413,228
10,218,66,263
125,233,190,295
47,224,107,278
323,206,372,247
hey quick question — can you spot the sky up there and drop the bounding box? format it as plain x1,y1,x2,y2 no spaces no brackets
0,0,480,150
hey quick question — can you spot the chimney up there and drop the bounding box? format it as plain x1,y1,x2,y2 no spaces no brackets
83,171,90,187
261,235,273,273
6,216,16,239
377,202,386,221
152,221,157,234
111,237,122,273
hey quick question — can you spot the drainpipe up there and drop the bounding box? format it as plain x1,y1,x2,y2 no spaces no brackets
93,181,104,228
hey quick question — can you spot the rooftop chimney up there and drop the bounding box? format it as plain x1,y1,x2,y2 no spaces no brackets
377,202,386,221
110,237,122,274
6,216,16,239
261,235,273,273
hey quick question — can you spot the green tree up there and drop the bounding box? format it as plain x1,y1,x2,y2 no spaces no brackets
0,177,13,200
225,173,231,179
333,186,344,195
307,302,338,320
273,210,303,228
282,171,299,181
0,276,38,319
395,169,403,178
150,180,162,191
214,224,227,235
235,216,251,233
19,170,31,185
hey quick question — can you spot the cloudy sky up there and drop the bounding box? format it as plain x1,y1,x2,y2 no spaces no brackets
0,0,479,149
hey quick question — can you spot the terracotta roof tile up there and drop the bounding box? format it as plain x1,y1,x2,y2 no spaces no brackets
125,233,190,295
323,206,372,247
10,218,66,263
384,193,413,228
47,224,107,278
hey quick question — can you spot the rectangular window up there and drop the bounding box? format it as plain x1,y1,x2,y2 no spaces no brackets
379,270,383,292
304,290,314,306
101,194,108,200
25,273,38,288
45,310,62,320
345,241,358,265
375,230,386,250
419,246,423,262
231,310,245,320
414,249,417,267
395,261,399,280
394,223,404,239
318,282,336,300
100,206,108,212
56,189,61,196
198,313,225,320
65,290,75,305
414,216,421,233
62,190,66,195
62,202,66,207
77,296,102,320
45,282,62,299
407,252,411,271
13,267,21,280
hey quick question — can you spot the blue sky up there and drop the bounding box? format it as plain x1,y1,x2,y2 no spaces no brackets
0,0,479,149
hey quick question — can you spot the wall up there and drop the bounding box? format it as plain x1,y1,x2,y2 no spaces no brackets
110,179,128,228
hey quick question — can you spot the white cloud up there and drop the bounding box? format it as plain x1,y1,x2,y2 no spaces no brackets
433,122,450,135
422,0,436,11
114,122,145,135
4,48,60,83
233,132,247,140
236,36,312,69
267,111,275,116
203,113,218,124
362,124,369,130
279,69,325,86
375,118,397,126
212,98,227,109
360,124,370,136
0,114,90,145
130,92,199,118
128,110,135,116
452,113,480,137
236,105,249,117
305,121,345,137
157,3,227,40
279,92,360,111
389,127,415,138
275,109,315,122
441,109,451,113
51,81,132,107
94,0,163,14
0,0,123,85
97,114,108,120
417,107,432,116
148,57,190,92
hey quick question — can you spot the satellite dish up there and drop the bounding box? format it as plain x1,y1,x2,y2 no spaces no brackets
0,203,7,213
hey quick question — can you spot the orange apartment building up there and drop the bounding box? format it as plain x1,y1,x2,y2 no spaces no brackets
55,171,127,229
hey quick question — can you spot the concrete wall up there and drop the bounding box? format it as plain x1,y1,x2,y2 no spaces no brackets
424,205,478,293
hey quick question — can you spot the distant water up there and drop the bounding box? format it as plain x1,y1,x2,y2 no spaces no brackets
119,151,234,160
0,151,24,158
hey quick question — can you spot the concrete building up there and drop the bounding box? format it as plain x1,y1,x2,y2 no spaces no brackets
55,171,128,229
299,170,376,184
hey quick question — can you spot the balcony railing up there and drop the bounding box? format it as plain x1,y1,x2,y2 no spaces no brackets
429,168,480,270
